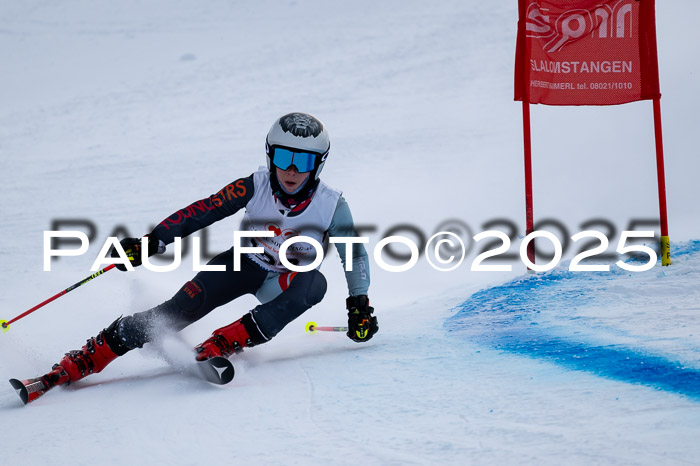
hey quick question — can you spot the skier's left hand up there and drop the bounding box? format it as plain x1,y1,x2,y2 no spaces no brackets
346,295,378,342
110,235,165,271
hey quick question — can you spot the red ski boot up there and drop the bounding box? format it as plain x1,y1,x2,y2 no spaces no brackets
9,317,131,404
195,313,268,361
57,331,122,382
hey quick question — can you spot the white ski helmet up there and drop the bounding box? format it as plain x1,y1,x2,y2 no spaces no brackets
265,112,330,181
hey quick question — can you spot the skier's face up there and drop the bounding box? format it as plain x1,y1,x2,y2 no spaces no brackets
276,165,310,193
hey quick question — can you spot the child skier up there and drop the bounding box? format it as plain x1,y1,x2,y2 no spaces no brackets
18,112,378,403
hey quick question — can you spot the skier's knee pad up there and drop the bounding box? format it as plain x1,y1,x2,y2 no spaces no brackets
249,271,327,339
303,270,327,307
172,280,207,320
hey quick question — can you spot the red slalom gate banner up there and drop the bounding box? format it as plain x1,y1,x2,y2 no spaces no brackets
513,0,671,266
515,0,660,105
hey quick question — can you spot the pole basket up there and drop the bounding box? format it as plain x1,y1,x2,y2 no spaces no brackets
660,236,671,266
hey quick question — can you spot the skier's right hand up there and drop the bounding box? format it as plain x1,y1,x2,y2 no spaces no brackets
346,295,378,342
110,236,165,271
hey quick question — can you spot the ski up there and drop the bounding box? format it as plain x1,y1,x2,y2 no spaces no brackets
196,356,235,385
9,356,234,405
9,377,52,405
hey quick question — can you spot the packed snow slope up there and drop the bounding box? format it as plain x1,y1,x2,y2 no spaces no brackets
448,241,700,400
2,1,700,465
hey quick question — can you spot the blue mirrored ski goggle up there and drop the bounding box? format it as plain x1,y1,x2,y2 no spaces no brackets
271,146,323,173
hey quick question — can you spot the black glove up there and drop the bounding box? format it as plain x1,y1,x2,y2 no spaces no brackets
110,236,163,271
346,295,378,342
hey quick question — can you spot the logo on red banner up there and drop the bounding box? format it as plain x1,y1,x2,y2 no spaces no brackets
526,1,634,53
515,0,660,106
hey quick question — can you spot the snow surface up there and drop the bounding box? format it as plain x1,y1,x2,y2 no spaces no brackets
1,1,700,464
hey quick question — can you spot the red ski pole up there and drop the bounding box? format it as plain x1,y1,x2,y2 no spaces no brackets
305,321,348,333
1,264,116,333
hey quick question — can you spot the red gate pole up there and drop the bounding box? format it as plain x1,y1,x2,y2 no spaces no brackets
522,100,536,268
652,97,671,266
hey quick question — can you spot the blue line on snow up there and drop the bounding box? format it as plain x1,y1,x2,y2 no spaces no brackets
446,240,700,399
